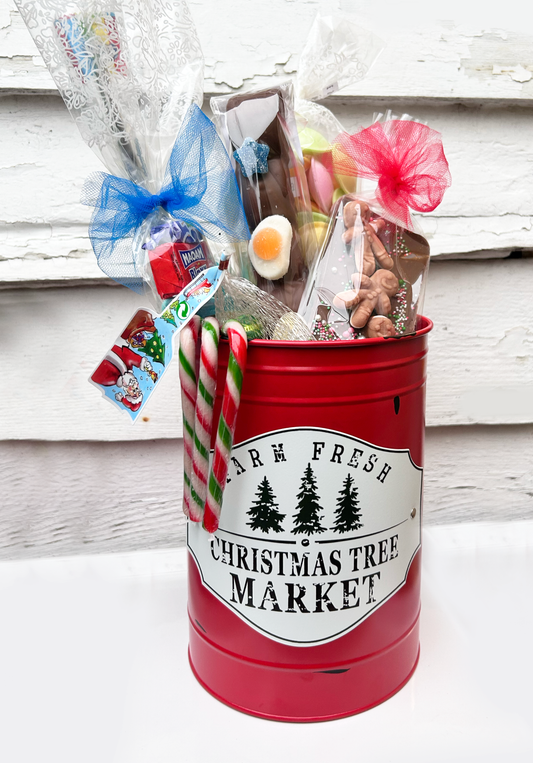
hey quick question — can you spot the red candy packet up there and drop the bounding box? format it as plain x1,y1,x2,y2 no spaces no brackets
141,215,212,302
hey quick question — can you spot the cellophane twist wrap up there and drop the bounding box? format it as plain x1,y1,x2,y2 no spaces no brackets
333,120,452,230
82,104,250,292
15,0,205,185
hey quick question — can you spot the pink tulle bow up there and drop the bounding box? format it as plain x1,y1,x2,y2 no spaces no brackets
333,120,452,229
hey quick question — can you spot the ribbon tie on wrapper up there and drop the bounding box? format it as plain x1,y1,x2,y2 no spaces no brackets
333,120,451,230
82,104,250,293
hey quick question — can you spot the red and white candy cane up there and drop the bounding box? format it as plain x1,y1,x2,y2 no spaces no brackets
189,317,220,522
203,321,248,533
178,315,201,517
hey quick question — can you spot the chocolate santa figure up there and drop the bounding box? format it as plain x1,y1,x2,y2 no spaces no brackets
91,342,155,412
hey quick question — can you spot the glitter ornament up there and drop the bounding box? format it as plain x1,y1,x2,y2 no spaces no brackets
234,138,270,178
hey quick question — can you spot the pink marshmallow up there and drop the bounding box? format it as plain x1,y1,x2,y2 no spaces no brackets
307,156,334,215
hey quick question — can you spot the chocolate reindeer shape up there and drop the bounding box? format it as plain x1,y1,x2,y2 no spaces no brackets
339,199,430,335
299,194,431,340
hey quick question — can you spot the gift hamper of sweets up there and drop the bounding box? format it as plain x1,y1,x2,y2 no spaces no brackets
18,0,452,721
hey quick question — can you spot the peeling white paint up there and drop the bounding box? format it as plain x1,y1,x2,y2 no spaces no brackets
3,1,533,99
492,64,532,83
496,326,533,357
31,54,46,69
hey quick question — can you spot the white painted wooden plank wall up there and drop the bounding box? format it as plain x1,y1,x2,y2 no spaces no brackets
1,0,532,559
1,259,532,441
1,424,532,560
1,96,533,286
2,0,533,99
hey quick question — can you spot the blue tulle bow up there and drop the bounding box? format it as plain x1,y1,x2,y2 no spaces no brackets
82,104,250,293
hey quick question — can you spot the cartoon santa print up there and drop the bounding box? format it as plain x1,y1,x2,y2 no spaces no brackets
91,341,156,412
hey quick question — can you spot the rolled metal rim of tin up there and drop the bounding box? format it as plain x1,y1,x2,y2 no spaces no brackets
221,315,433,348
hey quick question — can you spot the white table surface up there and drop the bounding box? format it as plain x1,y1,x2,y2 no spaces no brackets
1,521,532,763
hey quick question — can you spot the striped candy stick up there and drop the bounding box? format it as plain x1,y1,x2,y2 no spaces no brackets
178,315,201,517
189,317,220,522
203,321,248,534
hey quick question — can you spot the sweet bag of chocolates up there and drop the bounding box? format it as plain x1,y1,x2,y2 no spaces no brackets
298,117,452,340
16,0,248,309
210,81,318,312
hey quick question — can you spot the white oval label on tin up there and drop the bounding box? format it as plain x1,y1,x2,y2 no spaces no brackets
188,427,422,647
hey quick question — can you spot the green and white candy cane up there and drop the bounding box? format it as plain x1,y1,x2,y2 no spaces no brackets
189,317,220,522
203,320,248,534
178,315,201,517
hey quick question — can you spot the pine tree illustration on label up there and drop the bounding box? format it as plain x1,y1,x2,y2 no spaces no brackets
292,464,326,535
332,474,363,534
247,478,286,534
188,427,422,646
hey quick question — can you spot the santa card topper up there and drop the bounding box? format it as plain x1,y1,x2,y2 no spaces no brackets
90,256,229,421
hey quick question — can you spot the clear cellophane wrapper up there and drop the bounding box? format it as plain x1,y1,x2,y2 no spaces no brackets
294,13,383,251
16,0,216,309
298,195,430,340
210,81,318,312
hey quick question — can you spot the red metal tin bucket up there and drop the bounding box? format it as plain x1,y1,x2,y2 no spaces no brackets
188,317,432,722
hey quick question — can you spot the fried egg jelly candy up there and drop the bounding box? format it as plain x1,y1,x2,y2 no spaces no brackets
211,82,319,312
248,216,292,280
